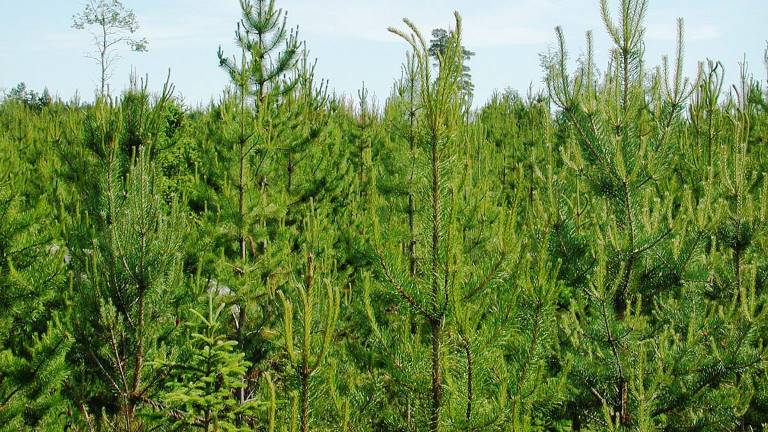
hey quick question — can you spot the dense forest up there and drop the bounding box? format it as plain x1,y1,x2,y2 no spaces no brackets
2,0,768,430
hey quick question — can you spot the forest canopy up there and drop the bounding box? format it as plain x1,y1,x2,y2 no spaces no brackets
2,0,768,431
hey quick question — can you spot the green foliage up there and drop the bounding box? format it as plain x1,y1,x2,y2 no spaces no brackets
3,82,52,111
217,0,301,105
3,0,768,430
279,249,340,432
543,0,768,429
0,185,71,431
154,290,264,431
428,28,475,104
67,151,185,429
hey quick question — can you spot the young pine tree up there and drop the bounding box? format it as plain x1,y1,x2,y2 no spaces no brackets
278,207,341,432
545,0,767,428
215,0,304,408
68,145,184,430
368,13,542,431
371,15,465,431
217,0,301,262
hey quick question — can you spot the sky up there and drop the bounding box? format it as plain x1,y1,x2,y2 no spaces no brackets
1,0,766,108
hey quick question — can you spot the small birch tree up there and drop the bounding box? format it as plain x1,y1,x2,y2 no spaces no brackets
72,0,149,97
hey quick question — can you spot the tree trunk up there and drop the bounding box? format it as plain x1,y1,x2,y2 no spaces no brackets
429,129,443,432
287,150,293,194
464,338,473,420
300,370,309,432
429,319,443,432
239,152,246,262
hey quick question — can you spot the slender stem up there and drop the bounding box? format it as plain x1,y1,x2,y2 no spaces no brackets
300,370,309,432
429,119,443,432
462,335,473,421
430,320,443,432
300,253,314,432
408,77,417,277
101,18,107,97
238,46,247,264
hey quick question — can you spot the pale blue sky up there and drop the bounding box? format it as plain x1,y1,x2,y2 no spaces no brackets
1,1,766,107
